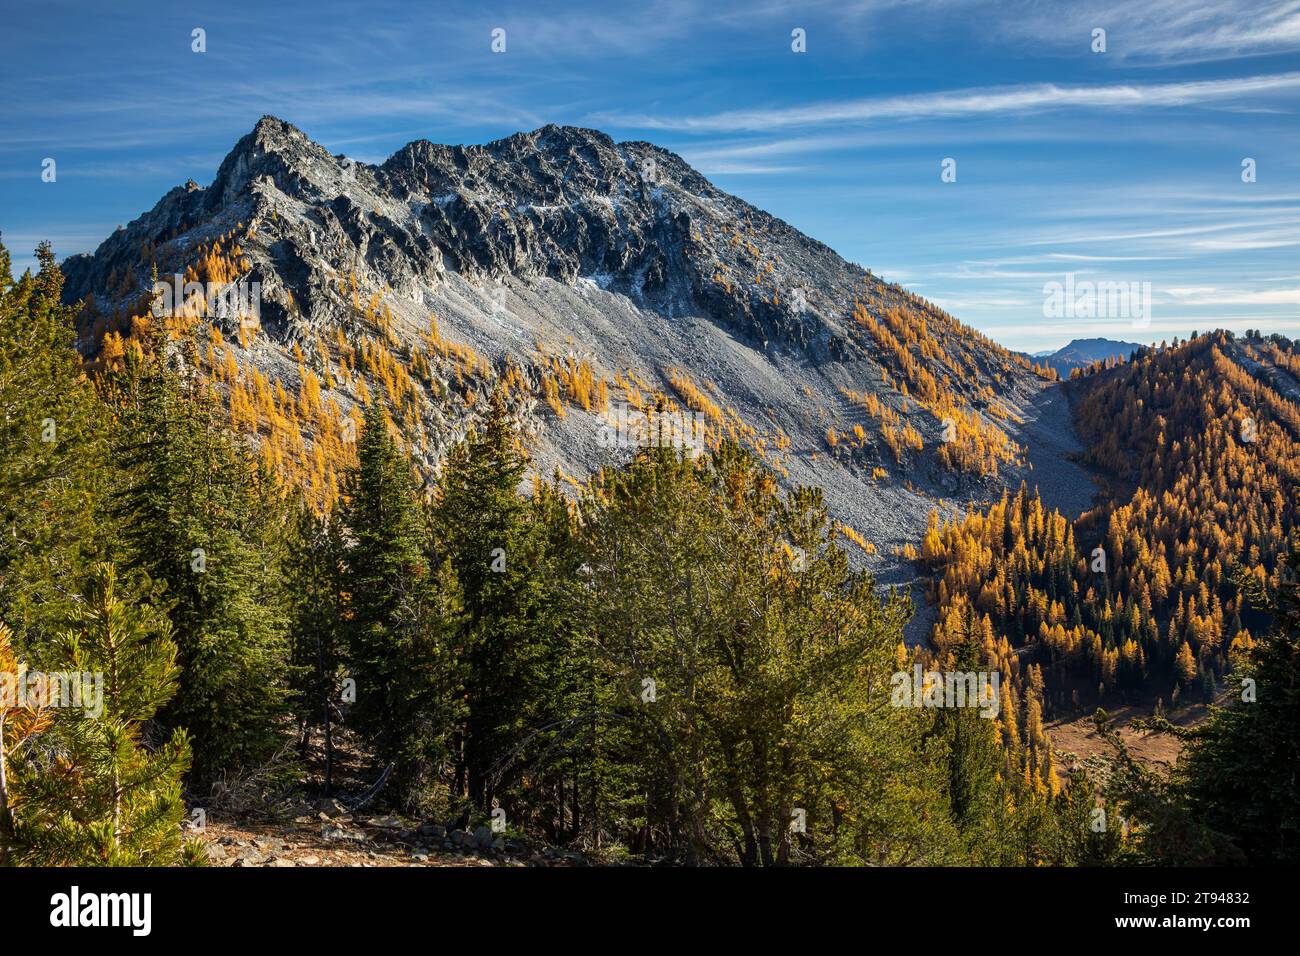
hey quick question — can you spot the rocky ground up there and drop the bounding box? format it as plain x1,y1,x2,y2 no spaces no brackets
195,729,609,868
1004,378,1100,519
202,803,596,868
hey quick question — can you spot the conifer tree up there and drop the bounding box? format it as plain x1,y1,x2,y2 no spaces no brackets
434,389,553,810
578,442,935,865
1172,548,1300,862
1094,705,1241,865
104,337,290,786
342,401,461,808
0,239,107,640
9,564,197,866
931,607,1003,855
0,623,50,864
512,478,591,841
285,505,347,794
1048,766,1123,866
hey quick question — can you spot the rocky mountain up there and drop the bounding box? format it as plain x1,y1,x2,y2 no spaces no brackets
61,116,1094,585
1028,337,1144,377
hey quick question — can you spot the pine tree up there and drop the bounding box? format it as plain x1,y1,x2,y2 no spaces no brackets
933,608,1003,852
577,442,937,865
8,564,198,865
434,389,553,811
0,623,51,863
342,401,461,808
1172,549,1300,862
1094,703,1242,865
511,477,591,842
1047,765,1123,865
285,504,347,794
104,337,290,786
0,239,108,641
1174,641,1197,689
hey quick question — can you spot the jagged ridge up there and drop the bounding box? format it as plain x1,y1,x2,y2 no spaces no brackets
60,115,1071,579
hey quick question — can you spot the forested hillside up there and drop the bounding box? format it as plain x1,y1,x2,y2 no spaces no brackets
919,332,1297,710
2,239,1295,867
910,330,1299,863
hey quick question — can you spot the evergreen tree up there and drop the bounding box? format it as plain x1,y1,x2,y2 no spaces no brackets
434,389,554,811
1094,706,1241,865
450,472,591,844
104,337,290,787
0,239,107,641
578,442,939,865
8,564,198,866
1174,548,1300,862
1048,766,1123,866
0,623,51,864
285,504,347,794
342,401,461,808
932,608,1003,851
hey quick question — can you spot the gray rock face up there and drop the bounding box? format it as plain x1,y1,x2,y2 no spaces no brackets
59,115,1084,587
64,116,864,353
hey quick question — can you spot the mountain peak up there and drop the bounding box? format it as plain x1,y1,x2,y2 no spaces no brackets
56,116,1070,584
509,123,617,150
252,113,299,137
1027,337,1146,376
62,117,1033,376
200,114,332,211
226,114,315,166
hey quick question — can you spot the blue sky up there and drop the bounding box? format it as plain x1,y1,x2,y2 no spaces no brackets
1,0,1297,351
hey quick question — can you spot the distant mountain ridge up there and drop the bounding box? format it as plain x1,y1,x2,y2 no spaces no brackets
1024,337,1145,377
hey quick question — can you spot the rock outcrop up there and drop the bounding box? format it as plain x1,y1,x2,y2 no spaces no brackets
60,115,1077,590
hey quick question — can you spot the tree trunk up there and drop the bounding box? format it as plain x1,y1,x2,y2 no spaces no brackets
322,701,334,796
758,827,774,867
317,633,333,796
111,763,122,852
729,789,758,866
0,713,12,862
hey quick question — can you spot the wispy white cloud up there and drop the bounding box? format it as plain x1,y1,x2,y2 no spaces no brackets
1044,253,1183,262
989,0,1300,65
694,162,806,175
594,72,1300,132
1022,217,1300,247
929,296,1034,310
1165,286,1300,305
1189,234,1300,251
